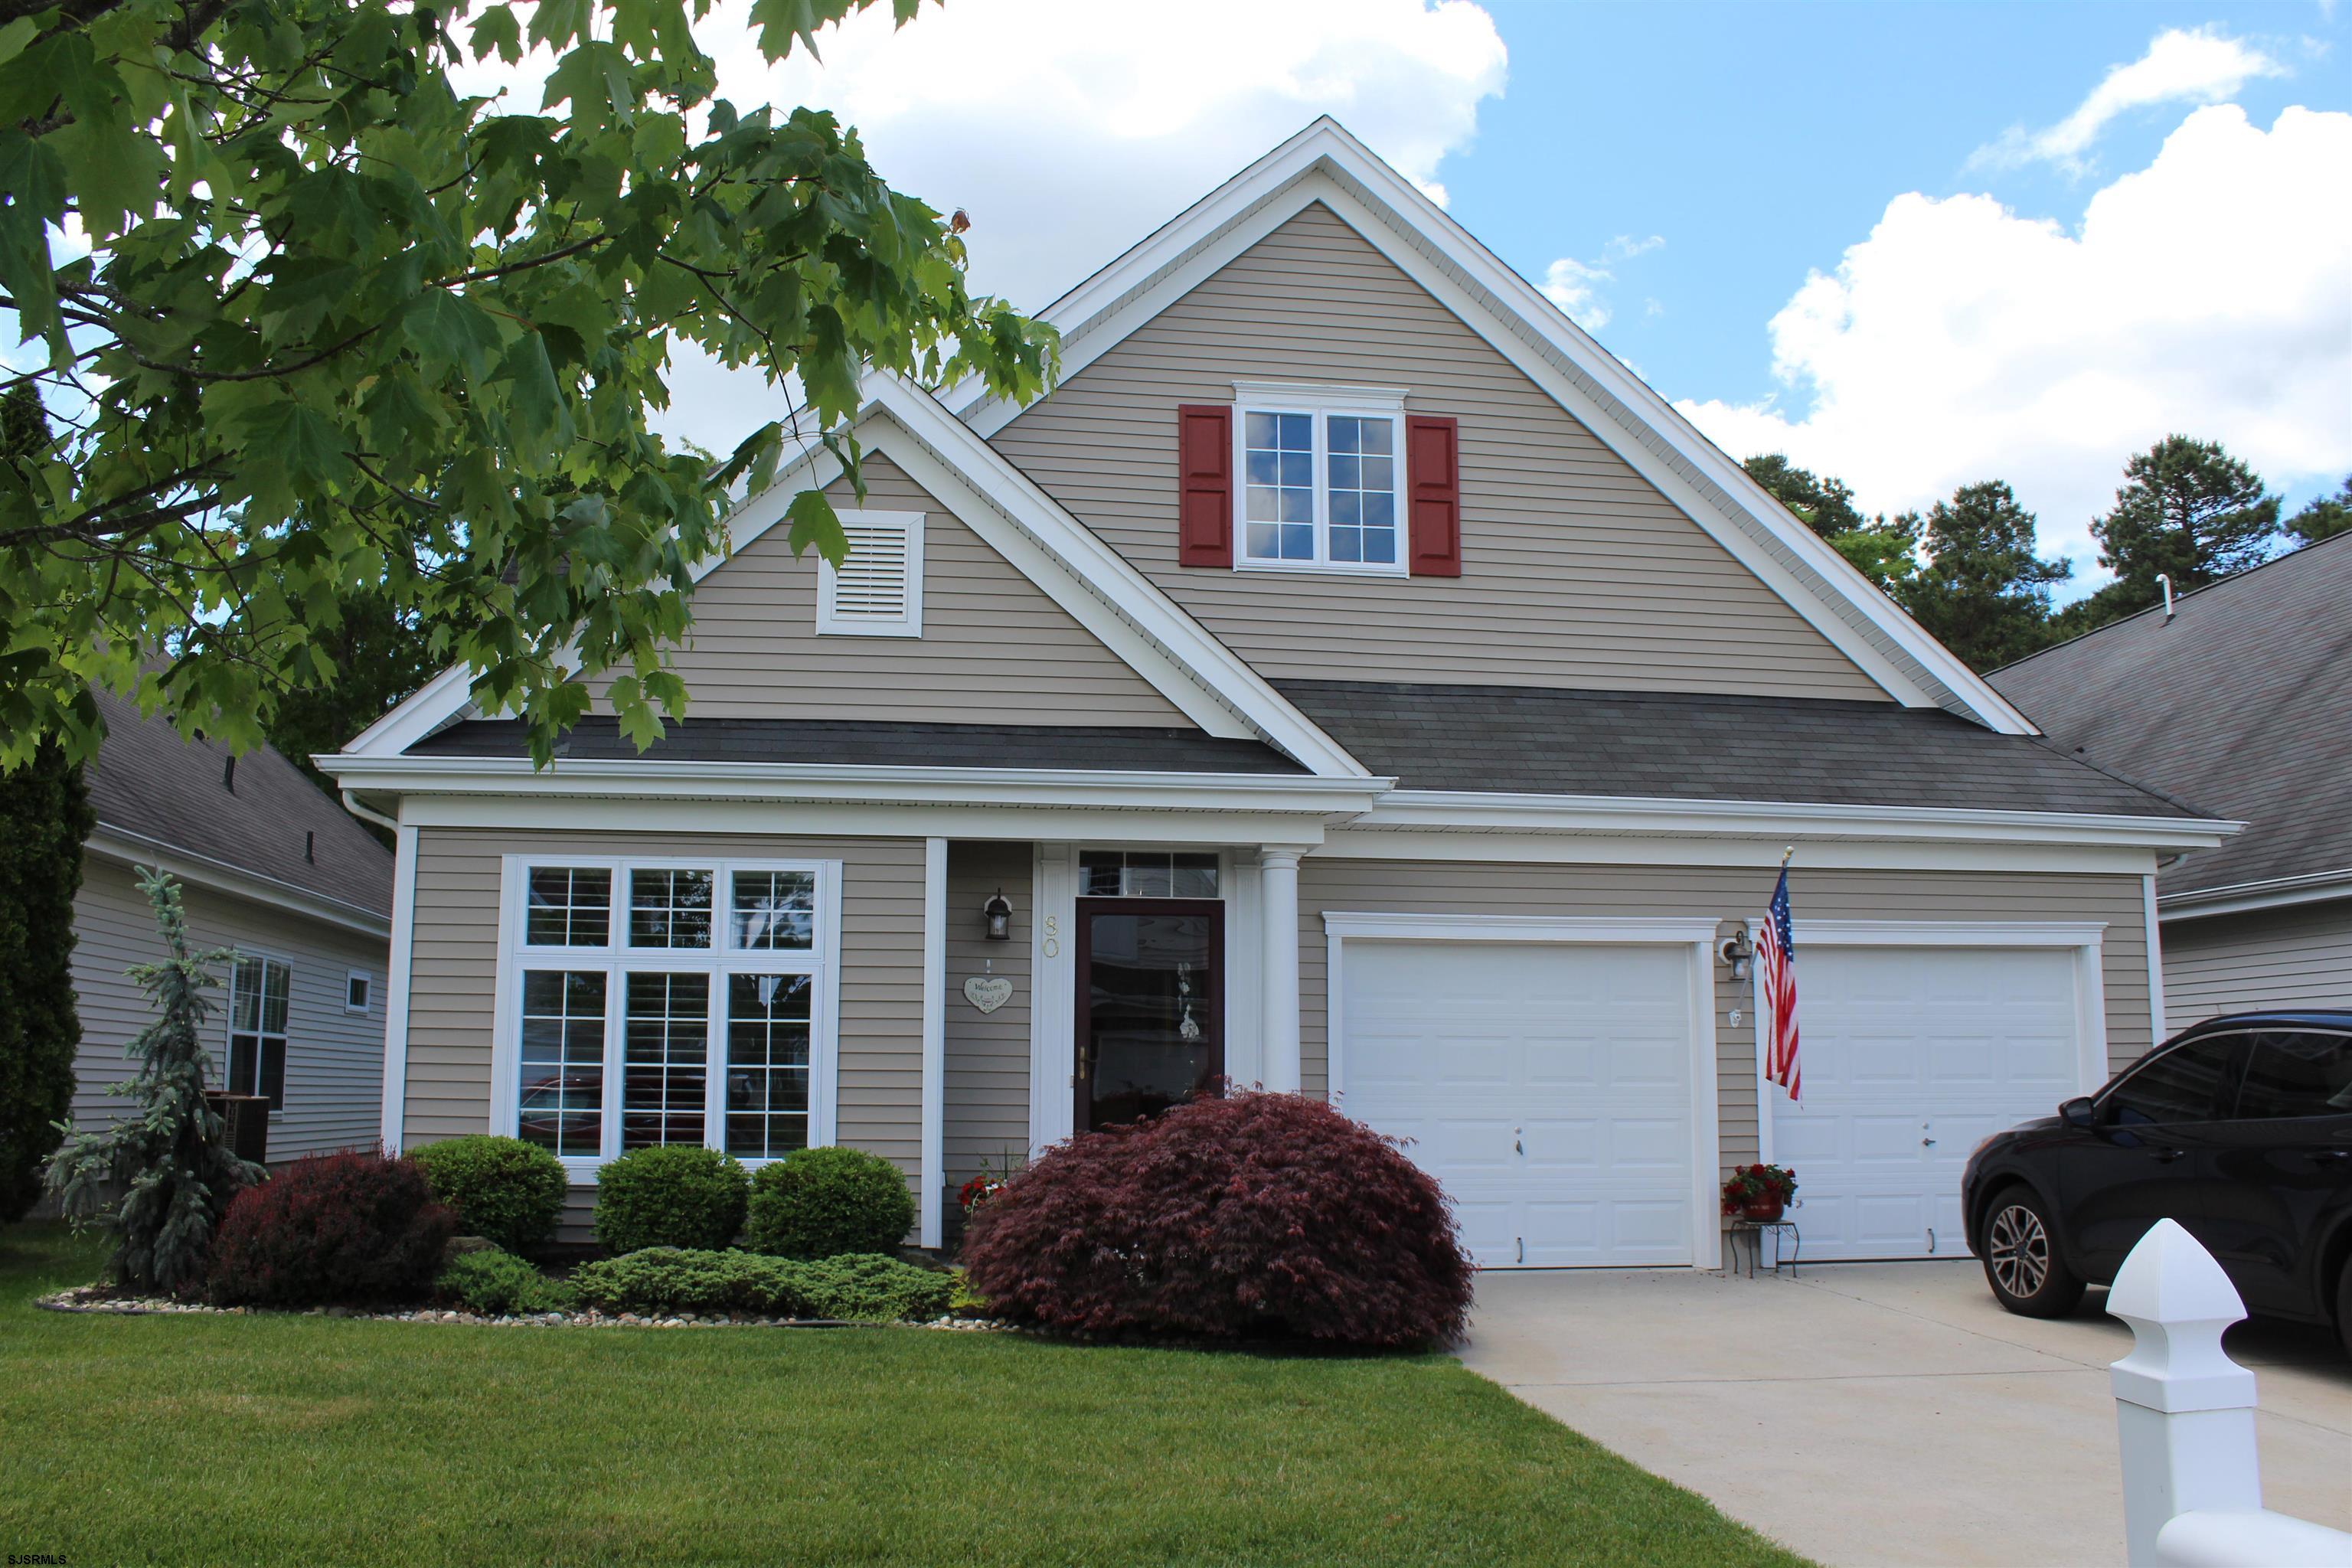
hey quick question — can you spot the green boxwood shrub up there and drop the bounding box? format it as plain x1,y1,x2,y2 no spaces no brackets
593,1147,748,1254
436,1249,577,1316
795,1253,953,1323
410,1135,568,1253
745,1145,913,1259
568,1247,952,1321
570,1248,808,1316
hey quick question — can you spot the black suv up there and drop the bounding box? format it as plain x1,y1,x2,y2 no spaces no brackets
1962,1011,2352,1351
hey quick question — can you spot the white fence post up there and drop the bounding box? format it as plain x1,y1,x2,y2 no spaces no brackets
2107,1218,2352,1568
2107,1219,2262,1567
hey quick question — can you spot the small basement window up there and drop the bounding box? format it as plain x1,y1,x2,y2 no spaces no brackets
817,510,925,637
1233,381,1406,574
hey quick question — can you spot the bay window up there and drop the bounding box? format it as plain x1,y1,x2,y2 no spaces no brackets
502,857,838,1172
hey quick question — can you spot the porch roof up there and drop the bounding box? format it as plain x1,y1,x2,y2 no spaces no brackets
407,717,1311,776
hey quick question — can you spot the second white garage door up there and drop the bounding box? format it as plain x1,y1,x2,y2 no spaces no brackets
1338,939,1699,1269
1770,941,2093,1262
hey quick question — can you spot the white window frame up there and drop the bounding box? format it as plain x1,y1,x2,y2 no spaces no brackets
1230,381,1409,577
344,968,373,1014
224,949,294,1114
491,854,844,1181
815,509,925,637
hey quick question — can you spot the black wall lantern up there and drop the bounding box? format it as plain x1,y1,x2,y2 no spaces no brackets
982,890,1013,942
1717,928,1754,983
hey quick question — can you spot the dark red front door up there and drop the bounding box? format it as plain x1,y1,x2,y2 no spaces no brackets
1073,899,1223,1132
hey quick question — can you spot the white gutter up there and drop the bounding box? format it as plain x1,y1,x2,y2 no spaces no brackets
320,753,1394,816
2156,867,2352,922
1350,789,2239,853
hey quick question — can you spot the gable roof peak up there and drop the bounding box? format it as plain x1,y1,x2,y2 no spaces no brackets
963,116,2042,737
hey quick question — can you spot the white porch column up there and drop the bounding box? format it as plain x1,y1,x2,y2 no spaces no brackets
1258,848,1302,1093
919,838,947,1250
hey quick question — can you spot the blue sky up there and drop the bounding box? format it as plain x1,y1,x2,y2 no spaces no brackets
1451,3,2348,530
502,0,2352,590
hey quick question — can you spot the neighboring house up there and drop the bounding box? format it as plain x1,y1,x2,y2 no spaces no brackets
1990,534,2352,1032
325,120,2230,1266
74,686,396,1161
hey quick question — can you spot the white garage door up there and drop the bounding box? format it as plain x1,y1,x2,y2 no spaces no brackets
1774,945,2086,1261
1339,941,1696,1269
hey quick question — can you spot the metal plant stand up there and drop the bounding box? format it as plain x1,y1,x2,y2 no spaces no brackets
1724,1218,1800,1278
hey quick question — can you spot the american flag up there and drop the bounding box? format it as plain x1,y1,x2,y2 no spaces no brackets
1759,864,1801,1102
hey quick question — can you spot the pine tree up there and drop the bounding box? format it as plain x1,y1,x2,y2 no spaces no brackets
2089,436,2280,608
1897,482,2072,672
2286,476,2350,546
44,870,260,1295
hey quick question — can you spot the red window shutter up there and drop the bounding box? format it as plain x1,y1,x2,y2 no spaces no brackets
1175,403,1233,567
1406,414,1462,577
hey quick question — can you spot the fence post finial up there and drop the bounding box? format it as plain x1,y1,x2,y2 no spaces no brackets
2108,1219,2262,1566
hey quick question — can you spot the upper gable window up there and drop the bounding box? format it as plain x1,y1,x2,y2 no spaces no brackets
1233,382,1406,574
816,510,925,636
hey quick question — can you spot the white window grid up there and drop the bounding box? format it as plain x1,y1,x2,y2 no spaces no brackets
496,857,841,1176
225,952,292,1109
1230,382,1407,577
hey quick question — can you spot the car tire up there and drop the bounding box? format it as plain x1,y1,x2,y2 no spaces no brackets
2336,1253,2352,1361
1981,1185,2086,1318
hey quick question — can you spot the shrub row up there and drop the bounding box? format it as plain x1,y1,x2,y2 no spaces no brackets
569,1247,953,1322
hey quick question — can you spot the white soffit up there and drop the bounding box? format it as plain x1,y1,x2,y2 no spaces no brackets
951,117,2037,737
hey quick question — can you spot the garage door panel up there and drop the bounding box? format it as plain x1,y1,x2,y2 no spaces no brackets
1783,943,2084,1262
1343,939,1697,1269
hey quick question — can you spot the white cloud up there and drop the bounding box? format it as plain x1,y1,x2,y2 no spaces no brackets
455,1,1506,454
725,0,1505,309
1973,26,2287,172
1540,257,1613,331
1539,236,1664,334
1677,105,2352,583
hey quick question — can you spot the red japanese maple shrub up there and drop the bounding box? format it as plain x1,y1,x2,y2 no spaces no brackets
208,1151,456,1307
960,1089,1472,1347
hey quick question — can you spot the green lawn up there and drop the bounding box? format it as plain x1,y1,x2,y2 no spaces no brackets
0,1225,1805,1567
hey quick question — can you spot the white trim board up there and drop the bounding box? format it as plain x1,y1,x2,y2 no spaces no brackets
1321,911,1721,1271
379,821,419,1152
950,119,2037,734
919,838,947,1248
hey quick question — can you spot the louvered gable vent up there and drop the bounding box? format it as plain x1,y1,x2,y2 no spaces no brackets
816,510,925,636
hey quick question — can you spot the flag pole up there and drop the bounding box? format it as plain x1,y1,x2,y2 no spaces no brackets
1781,844,1795,868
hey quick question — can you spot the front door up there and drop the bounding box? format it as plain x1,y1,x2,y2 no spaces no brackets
1074,899,1223,1132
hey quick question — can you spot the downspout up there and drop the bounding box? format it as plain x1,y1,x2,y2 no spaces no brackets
341,789,400,835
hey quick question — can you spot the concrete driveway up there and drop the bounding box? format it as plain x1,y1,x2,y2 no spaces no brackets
1460,1262,2352,1567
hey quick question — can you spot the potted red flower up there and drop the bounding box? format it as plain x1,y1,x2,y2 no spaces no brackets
1720,1164,1798,1222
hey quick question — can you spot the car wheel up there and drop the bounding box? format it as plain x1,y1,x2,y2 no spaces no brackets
1981,1186,2086,1318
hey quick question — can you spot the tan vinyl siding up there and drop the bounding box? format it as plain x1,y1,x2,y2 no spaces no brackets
944,842,1032,1187
70,857,389,1161
1295,858,2153,1178
2161,900,2352,1027
991,204,1888,702
585,453,1188,727
400,828,926,1188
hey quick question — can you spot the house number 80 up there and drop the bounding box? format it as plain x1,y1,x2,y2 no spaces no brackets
1043,913,1060,959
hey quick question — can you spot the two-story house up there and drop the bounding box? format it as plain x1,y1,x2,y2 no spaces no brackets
324,120,2230,1269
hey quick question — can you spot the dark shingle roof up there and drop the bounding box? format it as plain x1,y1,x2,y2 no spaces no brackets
86,687,394,921
407,717,1308,775
1272,680,2199,817
1988,534,2352,898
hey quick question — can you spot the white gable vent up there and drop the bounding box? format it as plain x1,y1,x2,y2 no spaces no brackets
816,510,924,637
